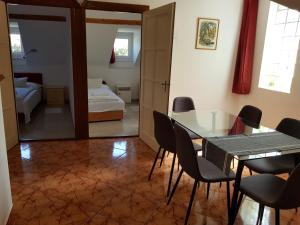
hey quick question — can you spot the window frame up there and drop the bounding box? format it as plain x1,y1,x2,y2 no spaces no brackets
9,22,25,60
114,32,134,62
258,2,300,94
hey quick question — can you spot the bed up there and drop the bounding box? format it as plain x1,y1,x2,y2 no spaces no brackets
14,73,43,124
88,80,125,122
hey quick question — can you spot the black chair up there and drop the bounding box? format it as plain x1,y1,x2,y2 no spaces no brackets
167,123,235,225
238,105,262,127
148,111,177,197
210,105,262,199
236,163,300,225
245,118,300,175
230,105,262,169
172,97,199,140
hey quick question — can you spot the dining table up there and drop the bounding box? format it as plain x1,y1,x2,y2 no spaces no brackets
169,109,300,225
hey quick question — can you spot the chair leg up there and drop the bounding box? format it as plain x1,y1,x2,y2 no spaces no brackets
167,169,183,205
226,181,231,219
177,159,180,171
236,192,244,214
206,182,211,200
275,209,280,225
160,149,167,167
256,204,265,225
148,147,162,181
167,153,176,197
232,159,235,168
167,151,170,157
249,169,253,176
184,180,198,225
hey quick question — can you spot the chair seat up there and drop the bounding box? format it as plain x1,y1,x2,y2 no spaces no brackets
240,174,286,207
197,157,235,182
245,155,295,174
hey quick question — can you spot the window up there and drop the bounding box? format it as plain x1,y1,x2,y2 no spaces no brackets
114,32,133,61
9,22,25,59
258,2,300,93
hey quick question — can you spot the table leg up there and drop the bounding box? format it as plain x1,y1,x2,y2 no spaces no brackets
228,160,244,225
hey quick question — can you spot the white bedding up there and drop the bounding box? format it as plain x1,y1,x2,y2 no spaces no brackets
15,82,42,123
88,85,125,113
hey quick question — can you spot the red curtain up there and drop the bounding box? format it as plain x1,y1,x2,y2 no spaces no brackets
232,0,259,94
110,49,116,64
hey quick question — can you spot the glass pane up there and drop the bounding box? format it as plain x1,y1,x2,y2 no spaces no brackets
287,9,299,22
276,9,287,24
114,38,129,56
10,34,22,53
297,23,300,36
284,22,297,36
278,4,287,11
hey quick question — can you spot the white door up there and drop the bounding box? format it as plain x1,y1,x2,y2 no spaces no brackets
139,3,175,150
0,2,19,150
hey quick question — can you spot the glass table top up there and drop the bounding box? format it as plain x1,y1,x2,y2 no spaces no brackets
169,109,300,161
169,109,274,138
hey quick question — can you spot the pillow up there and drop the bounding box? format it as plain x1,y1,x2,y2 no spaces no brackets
14,77,28,87
27,82,42,89
88,78,103,89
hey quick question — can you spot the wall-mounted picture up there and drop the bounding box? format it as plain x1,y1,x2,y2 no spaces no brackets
196,18,219,50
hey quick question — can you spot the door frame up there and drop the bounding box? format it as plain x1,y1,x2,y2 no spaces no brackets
84,1,149,139
3,0,149,140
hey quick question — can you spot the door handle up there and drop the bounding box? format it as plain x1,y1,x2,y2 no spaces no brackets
161,81,170,92
161,81,167,92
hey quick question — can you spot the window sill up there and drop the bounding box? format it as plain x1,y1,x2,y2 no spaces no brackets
258,86,291,94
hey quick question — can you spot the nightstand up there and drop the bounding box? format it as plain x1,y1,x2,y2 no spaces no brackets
46,86,65,105
116,85,132,103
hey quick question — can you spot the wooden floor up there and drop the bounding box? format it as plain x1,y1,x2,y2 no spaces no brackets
7,138,300,225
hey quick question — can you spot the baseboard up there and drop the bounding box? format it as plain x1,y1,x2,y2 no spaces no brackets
4,204,12,225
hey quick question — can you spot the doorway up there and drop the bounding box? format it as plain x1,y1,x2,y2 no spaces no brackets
7,4,75,141
86,10,141,138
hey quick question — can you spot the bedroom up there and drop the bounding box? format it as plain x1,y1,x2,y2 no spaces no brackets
86,10,141,138
7,4,75,141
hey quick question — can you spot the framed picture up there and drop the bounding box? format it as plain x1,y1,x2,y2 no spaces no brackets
195,18,220,50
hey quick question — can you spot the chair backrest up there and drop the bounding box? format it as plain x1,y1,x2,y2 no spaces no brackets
172,97,195,112
174,123,200,180
276,163,300,209
276,118,300,139
238,105,262,127
153,111,176,153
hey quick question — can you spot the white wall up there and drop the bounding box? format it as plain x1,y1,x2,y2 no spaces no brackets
86,10,141,100
102,0,300,128
8,5,74,102
236,0,300,128
93,0,243,111
0,89,13,225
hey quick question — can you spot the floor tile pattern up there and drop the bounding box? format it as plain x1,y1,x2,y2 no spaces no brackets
7,138,300,225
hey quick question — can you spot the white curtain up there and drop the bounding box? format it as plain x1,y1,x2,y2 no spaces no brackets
271,0,300,11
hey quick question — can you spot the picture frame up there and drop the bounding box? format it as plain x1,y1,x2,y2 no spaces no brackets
195,18,220,50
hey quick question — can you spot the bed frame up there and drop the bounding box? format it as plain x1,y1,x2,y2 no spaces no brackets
88,110,124,122
88,80,124,122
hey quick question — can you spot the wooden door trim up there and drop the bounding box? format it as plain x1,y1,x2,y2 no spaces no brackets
85,1,149,13
3,2,20,146
86,18,141,25
4,0,80,8
71,7,89,139
9,14,67,22
166,3,176,111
